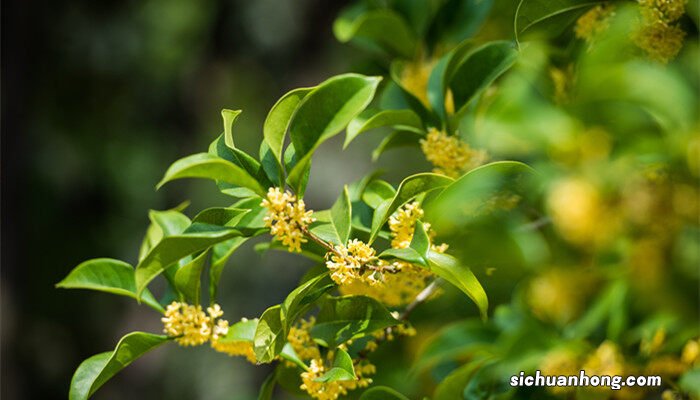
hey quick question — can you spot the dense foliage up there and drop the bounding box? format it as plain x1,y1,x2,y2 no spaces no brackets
58,0,699,399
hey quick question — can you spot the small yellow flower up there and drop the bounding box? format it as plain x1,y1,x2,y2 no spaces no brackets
640,328,666,355
400,60,434,108
325,239,382,285
420,129,487,178
638,0,687,23
340,202,447,306
539,348,580,394
261,187,315,252
162,301,230,347
633,21,686,63
210,338,257,363
287,317,321,363
575,4,616,42
547,178,609,246
583,341,625,377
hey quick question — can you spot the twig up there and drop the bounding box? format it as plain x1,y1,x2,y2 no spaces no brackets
301,226,342,257
399,279,440,321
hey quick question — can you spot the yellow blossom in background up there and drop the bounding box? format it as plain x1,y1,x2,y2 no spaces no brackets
400,60,433,108
261,187,315,252
633,21,686,63
527,268,595,325
645,355,688,377
634,0,687,63
420,129,487,178
389,201,424,249
682,339,699,365
583,341,626,378
547,177,613,246
211,339,257,363
640,328,666,355
300,358,375,400
162,302,230,347
638,0,687,23
539,348,580,394
575,3,616,42
287,317,321,362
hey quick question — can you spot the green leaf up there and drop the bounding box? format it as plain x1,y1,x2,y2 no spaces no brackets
280,343,309,371
414,320,497,373
344,108,423,148
311,295,399,347
257,370,278,400
287,74,381,194
173,249,209,304
192,207,249,226
209,134,273,194
209,237,249,303
334,9,417,58
369,173,454,243
57,259,164,313
259,140,284,187
360,386,410,400
221,109,242,149
409,220,431,259
69,332,169,400
254,305,285,363
313,368,355,383
263,87,314,162
219,318,258,342
378,247,427,267
281,272,335,330
433,360,483,400
157,153,266,197
430,0,494,44
679,368,700,398
329,186,352,245
330,348,355,378
361,179,396,209
427,251,488,320
449,41,518,115
425,161,535,233
135,224,242,299
427,39,474,121
514,0,600,43
371,130,423,161
387,64,439,126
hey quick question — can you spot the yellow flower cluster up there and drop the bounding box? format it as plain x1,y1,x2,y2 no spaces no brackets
287,317,321,363
400,60,433,108
325,239,390,286
527,268,595,325
575,4,616,42
300,358,375,400
162,302,230,347
634,0,687,63
211,337,257,363
420,129,487,178
339,202,447,306
539,348,581,394
261,187,315,252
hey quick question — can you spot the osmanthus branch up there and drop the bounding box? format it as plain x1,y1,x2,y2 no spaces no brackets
301,226,343,257
399,278,441,321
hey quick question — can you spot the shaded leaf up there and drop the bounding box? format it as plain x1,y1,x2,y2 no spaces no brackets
360,386,410,400
427,251,488,320
334,9,417,58
345,108,423,148
311,295,399,347
361,179,396,209
209,237,249,303
57,259,163,313
69,332,169,400
173,249,209,304
449,41,518,114
281,272,335,330
254,305,285,363
369,173,454,243
329,186,352,245
135,224,242,298
263,87,314,162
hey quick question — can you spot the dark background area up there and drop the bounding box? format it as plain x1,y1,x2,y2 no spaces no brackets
0,1,430,398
